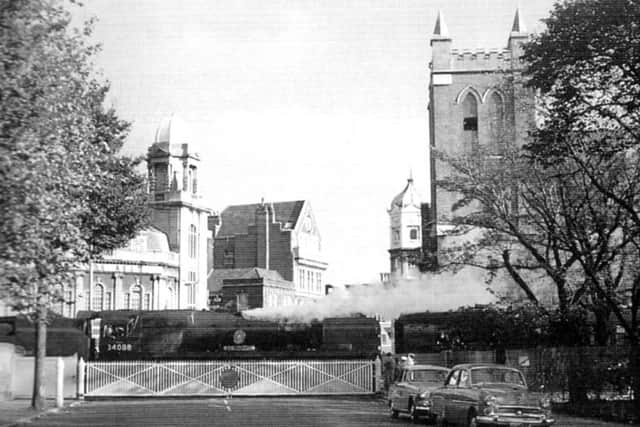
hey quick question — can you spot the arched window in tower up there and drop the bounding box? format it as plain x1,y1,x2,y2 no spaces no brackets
130,284,142,310
462,93,479,151
488,92,505,150
191,166,197,195
189,224,197,258
92,284,104,311
409,227,420,240
153,164,168,192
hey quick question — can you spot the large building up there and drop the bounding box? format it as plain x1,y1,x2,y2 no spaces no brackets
387,9,534,277
209,200,328,309
23,115,215,318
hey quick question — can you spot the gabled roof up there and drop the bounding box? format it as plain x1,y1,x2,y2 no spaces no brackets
208,267,289,291
216,200,305,237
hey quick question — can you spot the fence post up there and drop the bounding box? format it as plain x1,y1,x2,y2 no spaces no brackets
56,357,64,408
77,357,85,400
374,357,382,393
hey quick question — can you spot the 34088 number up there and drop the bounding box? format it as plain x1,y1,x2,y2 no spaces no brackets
107,343,133,351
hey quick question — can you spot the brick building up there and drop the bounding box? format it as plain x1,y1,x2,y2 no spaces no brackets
209,200,328,310
386,9,534,278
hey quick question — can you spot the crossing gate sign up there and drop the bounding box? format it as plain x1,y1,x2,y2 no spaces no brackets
220,368,240,389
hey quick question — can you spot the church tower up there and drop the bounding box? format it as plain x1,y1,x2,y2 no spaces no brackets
147,115,212,310
425,9,534,261
388,175,423,281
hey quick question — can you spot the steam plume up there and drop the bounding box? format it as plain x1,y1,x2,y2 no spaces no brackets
243,267,500,323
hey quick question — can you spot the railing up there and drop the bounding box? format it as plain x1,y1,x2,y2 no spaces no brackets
81,359,375,397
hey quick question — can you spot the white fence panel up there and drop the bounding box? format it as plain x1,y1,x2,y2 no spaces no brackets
84,359,374,397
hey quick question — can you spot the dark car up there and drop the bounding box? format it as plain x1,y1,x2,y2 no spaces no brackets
388,364,450,423
430,363,554,426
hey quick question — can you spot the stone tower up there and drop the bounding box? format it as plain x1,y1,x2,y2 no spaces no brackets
147,115,212,309
425,9,534,260
388,174,424,281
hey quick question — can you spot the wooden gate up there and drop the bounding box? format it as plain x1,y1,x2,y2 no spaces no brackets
81,359,375,397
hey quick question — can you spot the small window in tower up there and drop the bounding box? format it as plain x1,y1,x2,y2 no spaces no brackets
392,228,400,242
410,228,419,240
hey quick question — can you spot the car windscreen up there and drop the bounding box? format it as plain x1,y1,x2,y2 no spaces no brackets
470,367,525,386
408,369,448,383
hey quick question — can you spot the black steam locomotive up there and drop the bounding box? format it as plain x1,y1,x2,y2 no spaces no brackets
79,310,381,360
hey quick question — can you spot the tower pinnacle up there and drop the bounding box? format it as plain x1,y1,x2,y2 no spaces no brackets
510,7,527,35
432,10,450,39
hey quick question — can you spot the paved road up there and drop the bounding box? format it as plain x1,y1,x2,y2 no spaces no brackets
12,397,633,427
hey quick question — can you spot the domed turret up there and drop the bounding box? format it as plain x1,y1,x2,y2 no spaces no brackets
390,175,422,210
154,114,192,147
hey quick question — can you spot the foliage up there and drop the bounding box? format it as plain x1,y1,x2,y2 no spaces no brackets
0,0,148,409
437,304,591,351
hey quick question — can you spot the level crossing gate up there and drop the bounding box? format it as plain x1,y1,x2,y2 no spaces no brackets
80,359,376,397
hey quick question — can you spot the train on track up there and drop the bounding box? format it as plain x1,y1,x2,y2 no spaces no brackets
1,310,381,360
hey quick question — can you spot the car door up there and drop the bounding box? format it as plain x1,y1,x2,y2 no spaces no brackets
434,369,460,422
452,369,477,424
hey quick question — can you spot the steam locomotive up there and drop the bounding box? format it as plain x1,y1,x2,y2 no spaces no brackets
79,310,382,360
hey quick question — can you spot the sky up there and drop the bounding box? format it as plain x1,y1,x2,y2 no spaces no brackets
72,0,557,286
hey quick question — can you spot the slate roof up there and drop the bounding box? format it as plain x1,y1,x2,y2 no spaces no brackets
216,201,305,238
208,267,291,292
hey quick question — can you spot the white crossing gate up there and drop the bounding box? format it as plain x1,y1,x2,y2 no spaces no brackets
81,359,375,397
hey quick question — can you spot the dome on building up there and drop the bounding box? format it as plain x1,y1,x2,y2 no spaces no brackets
144,227,171,253
391,176,422,210
154,114,191,145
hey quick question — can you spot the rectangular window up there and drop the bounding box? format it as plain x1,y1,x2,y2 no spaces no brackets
237,293,249,311
144,293,151,310
105,291,112,310
463,117,478,131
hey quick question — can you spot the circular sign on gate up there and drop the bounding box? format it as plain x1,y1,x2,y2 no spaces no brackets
220,368,240,389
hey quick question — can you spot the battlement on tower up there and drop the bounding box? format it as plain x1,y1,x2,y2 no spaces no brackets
448,48,512,71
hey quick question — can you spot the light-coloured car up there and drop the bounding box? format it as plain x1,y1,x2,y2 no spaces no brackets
388,364,450,423
430,363,555,426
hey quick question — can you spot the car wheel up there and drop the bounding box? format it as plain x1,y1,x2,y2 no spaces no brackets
389,401,399,419
467,409,478,427
409,401,420,423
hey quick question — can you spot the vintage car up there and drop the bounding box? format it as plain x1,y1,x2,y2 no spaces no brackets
388,364,450,423
430,364,554,426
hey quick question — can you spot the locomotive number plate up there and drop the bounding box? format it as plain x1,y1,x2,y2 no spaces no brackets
107,343,133,351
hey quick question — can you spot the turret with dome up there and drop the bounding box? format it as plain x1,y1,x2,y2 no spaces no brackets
388,174,424,281
146,114,212,310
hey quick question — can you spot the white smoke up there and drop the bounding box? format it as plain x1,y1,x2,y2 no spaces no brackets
242,267,500,323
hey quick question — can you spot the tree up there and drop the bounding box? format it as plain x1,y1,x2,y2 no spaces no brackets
0,0,148,410
522,0,640,416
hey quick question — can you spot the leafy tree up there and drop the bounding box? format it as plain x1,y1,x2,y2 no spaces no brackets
522,0,640,415
0,0,148,410
438,0,640,412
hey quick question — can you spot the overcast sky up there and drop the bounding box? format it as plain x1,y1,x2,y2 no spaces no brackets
72,0,557,285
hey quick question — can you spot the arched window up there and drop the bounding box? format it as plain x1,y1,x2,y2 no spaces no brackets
488,92,505,149
409,228,419,240
92,284,104,311
52,284,64,315
191,167,197,195
189,224,197,259
462,93,479,151
166,286,174,309
130,285,142,310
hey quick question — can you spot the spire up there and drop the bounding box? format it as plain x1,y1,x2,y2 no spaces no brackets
510,7,527,34
408,169,414,183
432,10,450,39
